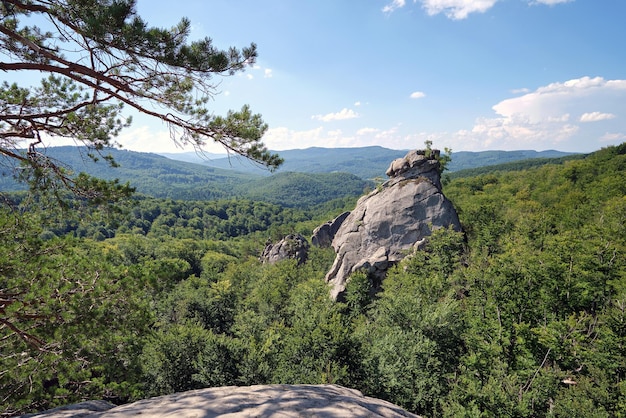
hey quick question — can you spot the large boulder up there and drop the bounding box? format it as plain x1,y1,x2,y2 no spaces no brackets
28,385,420,417
260,233,310,265
324,149,461,299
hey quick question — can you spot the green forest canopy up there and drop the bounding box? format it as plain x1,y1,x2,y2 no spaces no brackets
1,143,625,417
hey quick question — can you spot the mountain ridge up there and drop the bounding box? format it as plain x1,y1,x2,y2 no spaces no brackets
0,146,577,206
162,146,577,179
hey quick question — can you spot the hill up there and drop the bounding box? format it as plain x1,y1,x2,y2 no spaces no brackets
0,146,253,200
446,149,577,172
447,153,588,180
0,146,577,207
166,147,576,179
239,171,370,208
0,147,370,207
194,146,407,179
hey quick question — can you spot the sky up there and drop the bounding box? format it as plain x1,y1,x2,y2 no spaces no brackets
96,1,626,153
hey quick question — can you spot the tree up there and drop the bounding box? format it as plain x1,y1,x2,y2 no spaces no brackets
0,0,282,198
0,208,153,414
424,140,452,175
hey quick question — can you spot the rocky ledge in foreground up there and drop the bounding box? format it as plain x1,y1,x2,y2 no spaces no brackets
27,384,420,417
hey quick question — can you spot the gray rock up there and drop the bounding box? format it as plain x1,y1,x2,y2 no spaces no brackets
260,233,310,265
385,149,442,189
324,149,461,299
311,211,350,247
22,400,116,417
29,385,420,417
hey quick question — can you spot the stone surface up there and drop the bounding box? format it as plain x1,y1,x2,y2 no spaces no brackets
22,400,116,417
385,149,442,189
260,233,310,265
324,149,461,299
29,385,420,417
311,211,350,248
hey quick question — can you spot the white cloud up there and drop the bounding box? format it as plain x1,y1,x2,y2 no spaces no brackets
511,87,530,94
410,91,426,99
599,132,626,142
492,77,626,123
354,101,362,107
115,126,227,154
382,0,406,13
421,0,499,19
580,112,615,123
264,126,358,149
311,108,359,122
246,74,254,80
530,0,573,5
244,76,625,154
384,0,573,19
264,68,273,78
459,113,580,149
455,76,626,150
356,127,380,136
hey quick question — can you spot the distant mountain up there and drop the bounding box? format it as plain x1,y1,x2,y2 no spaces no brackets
185,146,407,180
0,146,255,200
159,151,227,164
447,153,588,180
0,147,370,207
163,147,577,179
0,146,578,206
448,149,577,172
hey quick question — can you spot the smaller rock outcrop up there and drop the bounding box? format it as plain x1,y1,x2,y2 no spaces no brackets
311,211,350,247
260,233,310,265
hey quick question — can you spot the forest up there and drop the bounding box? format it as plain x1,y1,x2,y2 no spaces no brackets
1,143,624,417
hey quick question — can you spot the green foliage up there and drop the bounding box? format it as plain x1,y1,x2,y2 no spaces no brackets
140,324,241,396
270,277,359,386
239,171,371,208
0,209,152,414
343,272,374,318
352,227,466,415
2,143,626,417
447,153,585,180
155,276,237,334
439,144,626,417
424,139,452,174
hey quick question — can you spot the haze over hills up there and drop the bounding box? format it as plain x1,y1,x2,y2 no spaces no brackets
0,147,370,207
0,146,578,207
162,147,577,179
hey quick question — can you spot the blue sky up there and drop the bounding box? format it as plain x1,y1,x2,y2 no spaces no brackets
122,0,626,154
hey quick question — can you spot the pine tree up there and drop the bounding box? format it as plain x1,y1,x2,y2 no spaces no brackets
0,0,282,198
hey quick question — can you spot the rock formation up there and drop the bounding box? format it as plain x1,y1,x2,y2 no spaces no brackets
28,385,420,417
260,233,309,265
321,149,461,299
311,211,350,247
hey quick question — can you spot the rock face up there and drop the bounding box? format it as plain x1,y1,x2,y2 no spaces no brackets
260,233,310,265
323,149,461,299
29,385,420,417
311,211,350,247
